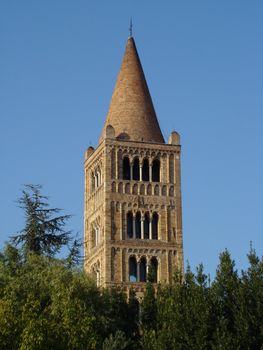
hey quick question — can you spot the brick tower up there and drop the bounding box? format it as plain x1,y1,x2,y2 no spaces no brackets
84,35,183,295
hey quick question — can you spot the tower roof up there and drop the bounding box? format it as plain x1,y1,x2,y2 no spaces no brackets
99,36,164,144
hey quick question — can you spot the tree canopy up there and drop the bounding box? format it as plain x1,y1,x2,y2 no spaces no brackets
0,186,262,349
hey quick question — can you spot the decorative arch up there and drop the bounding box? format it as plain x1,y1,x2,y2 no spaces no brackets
112,182,116,193
162,185,167,196
169,186,174,197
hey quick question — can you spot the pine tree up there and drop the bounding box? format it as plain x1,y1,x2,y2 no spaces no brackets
211,250,241,349
12,185,72,258
141,280,157,332
240,246,263,348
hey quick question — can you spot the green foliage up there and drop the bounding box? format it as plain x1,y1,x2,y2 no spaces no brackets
1,189,263,349
12,185,72,258
1,243,262,349
141,281,157,332
102,330,131,350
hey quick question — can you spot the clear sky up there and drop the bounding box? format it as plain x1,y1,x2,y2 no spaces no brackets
1,0,262,277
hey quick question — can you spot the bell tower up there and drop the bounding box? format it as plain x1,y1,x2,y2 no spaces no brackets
84,35,183,294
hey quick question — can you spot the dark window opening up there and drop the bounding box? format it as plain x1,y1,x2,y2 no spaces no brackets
123,157,131,180
135,212,141,239
142,158,149,181
144,213,150,239
152,159,160,182
150,257,158,283
133,158,140,181
139,257,147,282
92,173,95,192
127,212,133,238
152,212,158,240
129,256,137,282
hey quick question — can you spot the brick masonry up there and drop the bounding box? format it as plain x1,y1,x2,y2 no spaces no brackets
84,36,184,297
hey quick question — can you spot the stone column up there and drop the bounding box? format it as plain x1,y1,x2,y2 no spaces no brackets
174,156,176,184
141,217,144,239
130,164,133,181
146,260,150,274
149,217,153,240
137,261,140,282
115,148,118,180
120,204,123,239
139,164,142,181
149,164,152,182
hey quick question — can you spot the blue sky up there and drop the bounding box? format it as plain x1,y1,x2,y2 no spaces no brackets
1,0,262,277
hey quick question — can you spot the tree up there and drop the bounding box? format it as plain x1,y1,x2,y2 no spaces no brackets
141,280,157,332
102,330,131,350
12,185,72,258
211,250,242,349
239,246,263,349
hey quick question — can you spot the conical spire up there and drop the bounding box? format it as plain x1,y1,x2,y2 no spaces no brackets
99,36,164,144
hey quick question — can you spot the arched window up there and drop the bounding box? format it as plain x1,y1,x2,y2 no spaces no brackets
123,157,131,180
96,170,101,187
95,226,100,245
127,212,133,238
132,184,138,195
142,158,149,181
154,185,159,196
147,184,152,195
135,212,141,239
91,173,95,192
162,185,167,196
169,154,174,183
169,186,174,197
140,184,145,195
139,257,147,282
111,149,116,179
91,227,96,247
112,182,116,193
152,159,160,182
132,158,140,181
129,256,137,282
150,257,158,283
125,183,130,194
118,182,123,193
152,212,158,240
98,171,101,186
117,149,122,179
144,212,150,239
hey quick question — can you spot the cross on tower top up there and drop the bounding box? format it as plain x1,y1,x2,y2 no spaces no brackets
129,18,133,37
